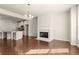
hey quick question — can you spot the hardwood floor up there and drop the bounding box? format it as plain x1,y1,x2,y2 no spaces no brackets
0,37,79,55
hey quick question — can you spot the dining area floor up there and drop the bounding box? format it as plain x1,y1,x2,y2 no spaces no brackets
0,37,79,55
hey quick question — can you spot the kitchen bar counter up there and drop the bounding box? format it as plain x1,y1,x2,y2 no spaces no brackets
0,31,23,40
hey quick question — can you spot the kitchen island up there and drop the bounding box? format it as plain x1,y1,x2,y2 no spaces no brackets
0,31,23,40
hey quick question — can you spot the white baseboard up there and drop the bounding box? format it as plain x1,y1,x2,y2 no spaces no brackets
70,42,77,46
54,39,69,42
36,38,54,42
54,39,78,46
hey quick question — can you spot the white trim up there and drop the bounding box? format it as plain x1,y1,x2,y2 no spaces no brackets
53,39,69,42
36,38,53,42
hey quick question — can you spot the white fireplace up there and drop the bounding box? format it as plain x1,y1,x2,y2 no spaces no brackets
37,27,53,42
37,14,54,42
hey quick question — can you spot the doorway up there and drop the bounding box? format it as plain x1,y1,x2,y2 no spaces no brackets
25,24,29,37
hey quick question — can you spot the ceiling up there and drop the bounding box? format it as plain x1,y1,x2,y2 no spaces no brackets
0,4,74,16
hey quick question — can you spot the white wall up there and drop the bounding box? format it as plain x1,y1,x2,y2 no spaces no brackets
29,17,37,37
52,12,70,41
70,5,77,46
30,17,37,37
38,11,70,41
77,5,79,47
70,5,79,47
0,15,17,31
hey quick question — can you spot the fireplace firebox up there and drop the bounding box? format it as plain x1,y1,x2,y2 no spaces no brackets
40,32,48,38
